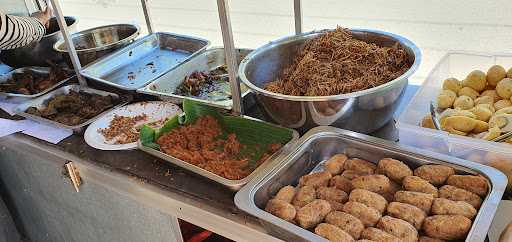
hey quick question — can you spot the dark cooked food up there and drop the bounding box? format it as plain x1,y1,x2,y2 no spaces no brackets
26,90,117,126
175,65,233,101
263,156,489,241
264,27,412,96
99,114,148,144
155,115,282,180
0,65,71,95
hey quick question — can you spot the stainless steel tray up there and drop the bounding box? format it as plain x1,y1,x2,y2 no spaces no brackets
81,32,210,91
138,48,251,109
235,126,507,242
14,84,130,133
137,116,299,191
0,67,73,100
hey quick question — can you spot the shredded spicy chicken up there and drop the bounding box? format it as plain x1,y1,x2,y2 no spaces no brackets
156,115,282,180
265,27,412,96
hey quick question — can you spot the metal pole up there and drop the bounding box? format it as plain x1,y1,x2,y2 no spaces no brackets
216,0,242,115
140,0,154,34
293,0,303,34
49,0,87,86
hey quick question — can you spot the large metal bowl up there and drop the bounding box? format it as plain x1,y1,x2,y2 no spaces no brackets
238,28,421,134
53,24,139,67
0,16,78,67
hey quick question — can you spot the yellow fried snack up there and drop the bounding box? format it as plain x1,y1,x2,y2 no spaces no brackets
351,175,391,194
437,90,457,109
481,89,501,102
403,176,439,197
423,215,472,240
317,186,348,203
442,77,462,93
327,200,344,211
265,199,297,222
419,236,446,242
414,164,455,186
299,171,332,188
463,70,487,92
475,126,501,141
441,115,477,135
439,108,476,122
361,228,400,242
325,211,365,239
439,185,482,209
274,185,296,203
296,199,332,229
341,170,365,180
394,191,434,214
487,65,507,86
446,175,488,197
342,202,382,227
508,67,512,78
494,99,512,111
315,223,355,242
472,120,489,133
475,95,494,106
292,185,316,207
471,105,493,122
453,95,474,110
329,175,353,193
349,189,388,213
324,154,348,175
377,158,413,183
458,87,479,100
497,78,512,99
344,158,377,175
387,202,427,230
377,216,418,242
421,114,436,129
431,198,477,219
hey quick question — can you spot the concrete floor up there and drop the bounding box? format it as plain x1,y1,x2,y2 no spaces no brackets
59,0,512,85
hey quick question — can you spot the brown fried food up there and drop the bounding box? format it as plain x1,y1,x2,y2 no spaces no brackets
439,185,483,209
377,216,418,242
446,175,488,197
377,158,412,183
351,175,391,194
381,180,402,202
418,236,445,242
344,158,377,175
387,202,427,230
423,215,472,240
342,202,382,227
394,191,434,214
361,228,401,242
265,199,296,222
274,185,296,203
324,154,348,175
299,171,332,188
296,199,332,229
317,186,348,203
292,185,316,207
342,170,365,180
348,189,388,213
414,165,455,186
325,211,365,239
431,198,477,219
315,223,355,242
329,175,353,193
327,200,345,211
403,176,439,197
357,240,376,242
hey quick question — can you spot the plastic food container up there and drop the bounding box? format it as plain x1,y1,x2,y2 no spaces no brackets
397,52,512,165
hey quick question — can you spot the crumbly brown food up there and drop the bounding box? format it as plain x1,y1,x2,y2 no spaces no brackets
361,228,401,242
329,175,353,193
342,202,382,227
156,116,283,180
324,154,348,175
377,216,418,242
265,199,296,222
99,114,147,144
351,175,391,194
414,165,455,186
439,185,483,209
342,170,365,180
325,211,365,239
403,176,439,197
431,198,477,219
292,185,316,208
299,171,332,188
317,186,348,203
387,202,427,230
344,158,377,175
274,185,296,203
315,223,355,242
264,27,412,96
348,189,388,214
394,191,434,214
422,215,472,240
446,175,488,197
377,158,413,183
296,199,332,229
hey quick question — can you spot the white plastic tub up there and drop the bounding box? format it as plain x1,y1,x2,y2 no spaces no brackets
397,52,512,166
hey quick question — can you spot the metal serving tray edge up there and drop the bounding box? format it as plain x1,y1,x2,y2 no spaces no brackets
137,47,252,109
0,67,73,100
234,126,507,242
81,32,210,91
14,84,131,133
137,116,299,191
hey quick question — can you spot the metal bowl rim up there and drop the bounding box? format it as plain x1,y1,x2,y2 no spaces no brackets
43,16,78,38
238,28,422,102
53,23,140,53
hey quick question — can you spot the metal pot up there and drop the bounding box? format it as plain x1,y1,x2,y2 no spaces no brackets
0,16,78,67
238,28,421,134
53,24,140,67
